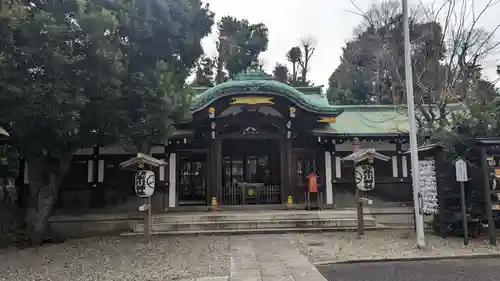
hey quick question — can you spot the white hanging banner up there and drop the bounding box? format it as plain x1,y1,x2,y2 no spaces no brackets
159,159,165,181
335,156,342,178
392,156,399,178
419,159,439,215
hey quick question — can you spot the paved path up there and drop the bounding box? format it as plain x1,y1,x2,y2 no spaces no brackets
229,235,327,281
317,257,500,281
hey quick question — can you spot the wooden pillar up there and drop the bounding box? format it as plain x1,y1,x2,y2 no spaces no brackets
284,108,295,204
280,138,286,203
208,138,222,205
90,145,103,207
168,153,177,208
92,145,99,185
215,138,222,204
286,139,293,201
435,146,447,238
16,157,29,210
481,146,496,245
280,138,292,204
331,144,338,208
207,106,220,206
395,142,403,178
162,144,168,211
206,144,212,206
352,137,365,236
208,141,215,203
324,151,333,206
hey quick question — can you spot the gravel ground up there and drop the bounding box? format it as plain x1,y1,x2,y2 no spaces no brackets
291,230,500,264
0,235,230,281
3,230,500,281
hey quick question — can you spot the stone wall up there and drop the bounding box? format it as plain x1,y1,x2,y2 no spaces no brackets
48,213,142,238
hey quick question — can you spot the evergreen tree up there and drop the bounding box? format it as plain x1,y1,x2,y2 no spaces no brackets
0,0,214,244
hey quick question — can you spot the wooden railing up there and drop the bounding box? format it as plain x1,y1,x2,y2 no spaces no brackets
221,182,281,205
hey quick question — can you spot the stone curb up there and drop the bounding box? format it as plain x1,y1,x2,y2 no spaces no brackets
313,253,500,266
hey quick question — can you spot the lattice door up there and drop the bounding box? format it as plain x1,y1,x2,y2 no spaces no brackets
293,151,324,203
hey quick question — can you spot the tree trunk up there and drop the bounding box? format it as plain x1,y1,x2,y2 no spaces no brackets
24,156,71,245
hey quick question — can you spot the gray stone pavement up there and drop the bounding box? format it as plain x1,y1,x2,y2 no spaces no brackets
317,257,500,281
229,235,327,281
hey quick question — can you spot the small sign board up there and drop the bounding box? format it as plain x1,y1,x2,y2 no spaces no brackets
454,157,468,182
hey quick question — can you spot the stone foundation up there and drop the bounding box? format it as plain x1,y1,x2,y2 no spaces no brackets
48,207,432,238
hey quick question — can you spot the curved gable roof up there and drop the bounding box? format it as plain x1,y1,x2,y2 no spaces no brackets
190,69,341,115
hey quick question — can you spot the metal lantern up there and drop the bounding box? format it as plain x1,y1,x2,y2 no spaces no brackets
134,170,155,197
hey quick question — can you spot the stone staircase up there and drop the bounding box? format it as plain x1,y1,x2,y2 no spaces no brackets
122,209,378,236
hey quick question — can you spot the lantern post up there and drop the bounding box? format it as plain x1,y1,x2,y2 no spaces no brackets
341,147,390,237
120,153,166,243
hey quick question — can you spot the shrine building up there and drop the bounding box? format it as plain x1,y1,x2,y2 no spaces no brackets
40,69,419,214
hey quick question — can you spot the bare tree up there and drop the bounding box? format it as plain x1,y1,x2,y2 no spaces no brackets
298,35,316,84
347,0,500,132
348,0,426,35
414,0,500,130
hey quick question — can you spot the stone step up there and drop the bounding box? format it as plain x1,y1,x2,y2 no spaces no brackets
121,225,380,237
150,210,362,224
133,217,376,233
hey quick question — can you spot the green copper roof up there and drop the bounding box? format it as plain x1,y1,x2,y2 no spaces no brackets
311,105,409,135
190,68,339,115
188,66,465,136
310,103,464,136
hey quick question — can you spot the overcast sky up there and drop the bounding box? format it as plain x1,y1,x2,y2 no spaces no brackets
202,0,500,87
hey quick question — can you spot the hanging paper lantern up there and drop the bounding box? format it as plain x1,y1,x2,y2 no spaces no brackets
355,165,375,192
135,170,155,197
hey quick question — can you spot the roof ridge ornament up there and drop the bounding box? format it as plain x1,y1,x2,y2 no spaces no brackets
234,62,273,81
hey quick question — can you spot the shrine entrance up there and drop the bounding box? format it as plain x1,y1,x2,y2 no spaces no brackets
221,139,282,205
178,152,207,206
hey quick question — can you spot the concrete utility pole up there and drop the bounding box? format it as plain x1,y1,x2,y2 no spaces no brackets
402,0,426,249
